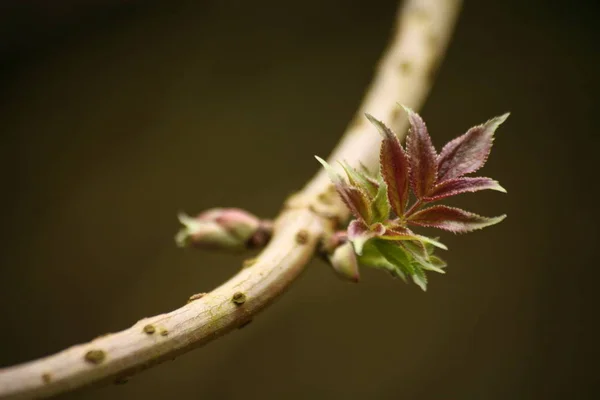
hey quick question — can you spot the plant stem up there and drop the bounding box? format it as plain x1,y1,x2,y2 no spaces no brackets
0,1,463,398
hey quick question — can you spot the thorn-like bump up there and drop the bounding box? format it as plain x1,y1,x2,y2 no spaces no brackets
187,292,207,304
232,292,246,305
160,328,169,337
242,258,258,268
295,230,309,244
84,349,106,365
42,373,51,384
143,324,155,335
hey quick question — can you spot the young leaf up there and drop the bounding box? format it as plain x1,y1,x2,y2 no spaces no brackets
407,205,506,233
402,105,438,199
358,241,407,282
428,255,447,270
401,242,445,274
423,238,439,256
347,220,385,255
401,240,429,261
365,113,410,216
339,161,379,198
373,240,415,278
381,226,448,250
411,264,428,291
316,156,372,222
370,180,391,223
437,113,509,181
425,177,506,201
358,161,375,177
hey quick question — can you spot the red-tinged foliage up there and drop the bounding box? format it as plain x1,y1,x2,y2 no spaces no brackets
404,106,438,199
365,113,410,216
316,156,372,223
407,205,506,233
343,186,372,223
317,106,508,290
424,177,506,201
437,113,509,181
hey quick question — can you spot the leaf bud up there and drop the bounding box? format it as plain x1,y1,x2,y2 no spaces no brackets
327,241,360,283
175,208,268,252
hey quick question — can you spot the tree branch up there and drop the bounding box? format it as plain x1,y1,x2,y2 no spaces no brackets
0,1,462,398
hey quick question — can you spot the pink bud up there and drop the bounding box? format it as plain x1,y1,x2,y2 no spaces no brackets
197,208,260,240
328,241,360,283
175,208,265,252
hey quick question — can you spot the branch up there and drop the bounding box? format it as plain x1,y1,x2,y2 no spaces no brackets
0,1,462,398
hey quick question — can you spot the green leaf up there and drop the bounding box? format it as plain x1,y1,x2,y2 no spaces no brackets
380,228,448,250
402,242,445,274
402,240,429,261
428,255,447,270
373,240,415,277
339,161,379,198
358,241,407,282
370,180,391,223
411,264,428,291
423,238,439,256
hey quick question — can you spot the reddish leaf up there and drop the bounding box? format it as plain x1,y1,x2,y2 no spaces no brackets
344,187,372,223
407,205,506,233
437,113,509,181
316,156,372,223
425,177,506,201
403,105,438,199
365,113,410,216
348,220,385,255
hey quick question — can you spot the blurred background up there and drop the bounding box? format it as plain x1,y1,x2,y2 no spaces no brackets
0,0,597,399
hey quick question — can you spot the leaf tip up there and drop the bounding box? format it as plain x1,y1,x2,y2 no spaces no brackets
488,112,510,132
498,112,510,123
494,214,508,224
315,155,341,183
364,113,389,139
476,214,507,231
397,103,414,115
496,183,508,193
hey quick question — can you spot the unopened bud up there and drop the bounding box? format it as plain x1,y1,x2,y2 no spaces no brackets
328,241,360,283
175,208,270,252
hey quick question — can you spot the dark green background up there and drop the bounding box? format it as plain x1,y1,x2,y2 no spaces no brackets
0,1,597,399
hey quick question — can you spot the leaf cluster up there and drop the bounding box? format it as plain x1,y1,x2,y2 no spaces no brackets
317,105,508,290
